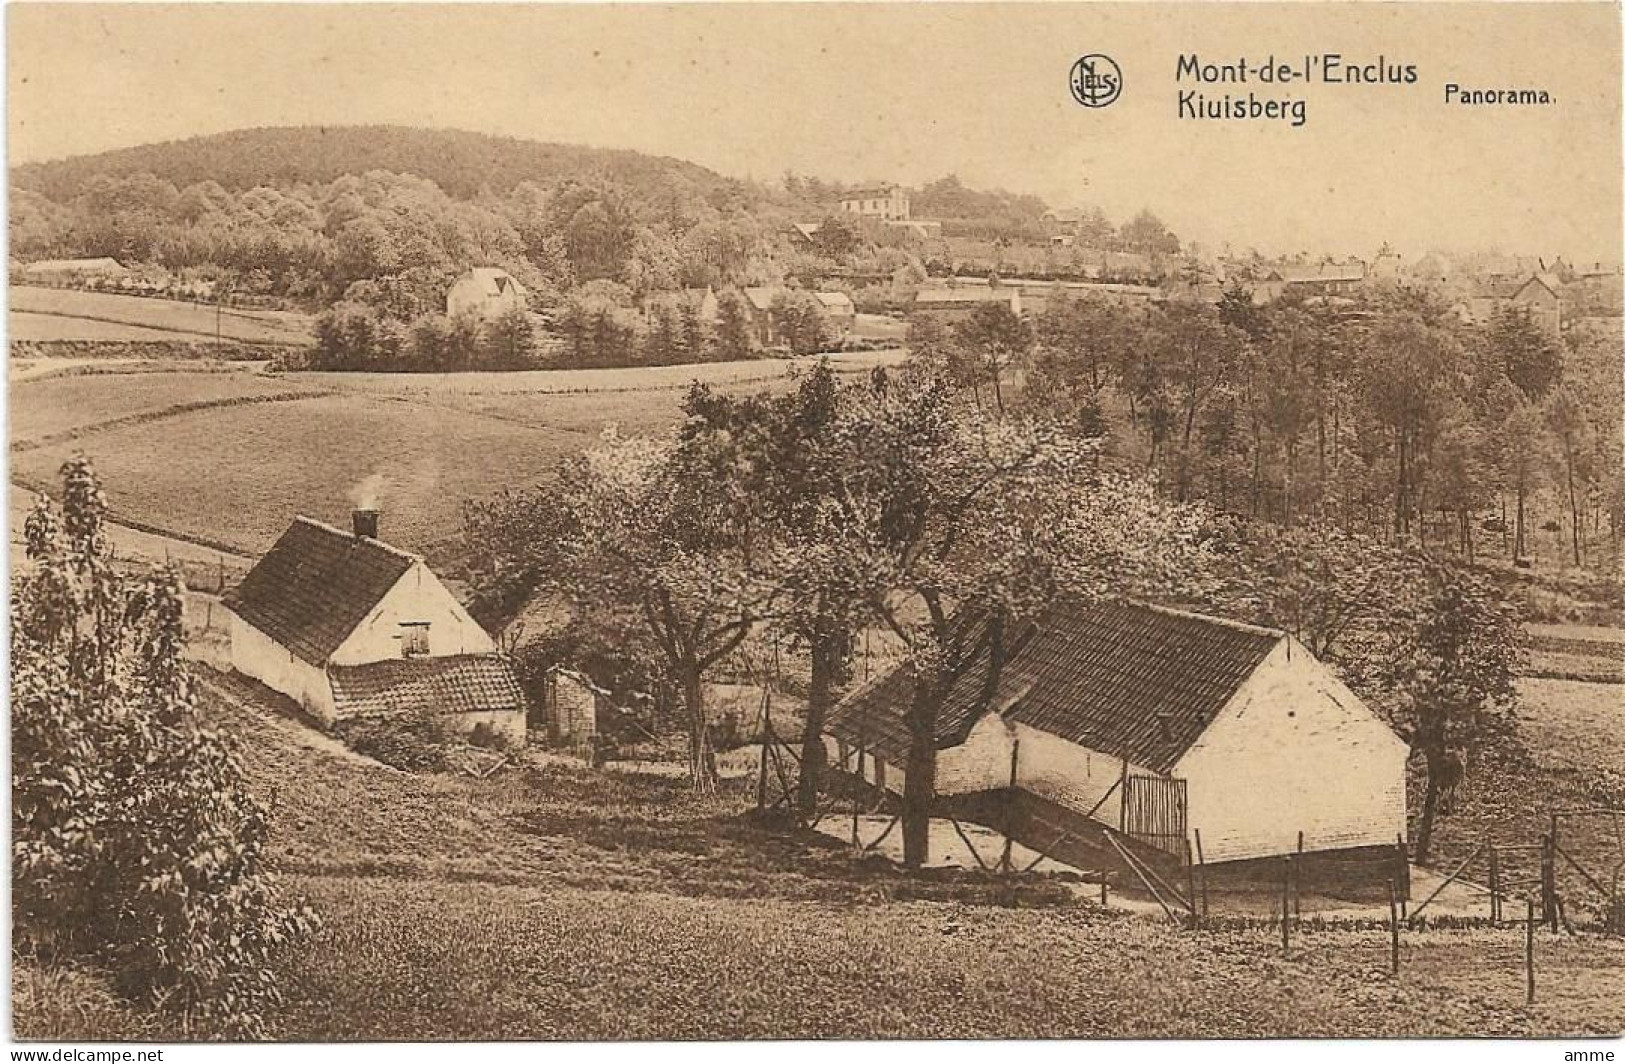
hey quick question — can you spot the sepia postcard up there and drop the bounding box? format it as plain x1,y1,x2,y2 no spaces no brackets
4,1,1623,1052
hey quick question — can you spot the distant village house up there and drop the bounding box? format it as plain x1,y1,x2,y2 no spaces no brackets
839,185,911,222
911,286,1024,322
446,266,528,321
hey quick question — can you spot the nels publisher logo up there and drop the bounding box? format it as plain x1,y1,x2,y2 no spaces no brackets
1070,54,1122,108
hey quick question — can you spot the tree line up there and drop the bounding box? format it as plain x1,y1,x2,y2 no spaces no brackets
914,285,1623,569
301,282,842,372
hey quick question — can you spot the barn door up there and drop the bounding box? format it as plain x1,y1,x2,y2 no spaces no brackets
1122,776,1188,857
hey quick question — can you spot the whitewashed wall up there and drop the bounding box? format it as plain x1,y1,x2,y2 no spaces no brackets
228,612,336,721
936,712,1017,793
1176,638,1409,863
446,274,527,320
329,562,495,666
1014,724,1157,830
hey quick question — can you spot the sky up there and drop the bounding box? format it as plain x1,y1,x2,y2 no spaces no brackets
7,2,1623,263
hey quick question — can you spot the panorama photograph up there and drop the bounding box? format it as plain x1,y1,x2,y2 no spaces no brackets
5,0,1624,1044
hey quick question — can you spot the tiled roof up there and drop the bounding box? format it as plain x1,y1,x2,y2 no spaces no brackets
827,600,1283,774
841,186,899,200
461,267,523,297
1279,263,1366,285
329,655,527,719
223,516,415,665
741,286,783,311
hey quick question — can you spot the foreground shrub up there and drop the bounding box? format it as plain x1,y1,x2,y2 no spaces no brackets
11,457,312,1038
333,714,455,772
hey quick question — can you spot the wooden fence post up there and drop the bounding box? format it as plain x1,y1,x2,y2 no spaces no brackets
1280,856,1292,957
755,733,769,813
1000,739,1019,875
1525,898,1536,1005
1540,833,1557,931
1488,842,1501,923
1194,828,1209,918
1295,830,1305,918
1185,838,1199,929
851,750,862,848
1387,878,1401,976
1396,833,1410,917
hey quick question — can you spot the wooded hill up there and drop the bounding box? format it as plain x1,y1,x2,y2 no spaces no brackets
11,125,743,204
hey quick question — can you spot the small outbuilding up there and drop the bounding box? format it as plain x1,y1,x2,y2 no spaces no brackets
825,600,1407,864
223,510,526,745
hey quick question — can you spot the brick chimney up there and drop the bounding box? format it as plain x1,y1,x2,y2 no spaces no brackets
352,508,380,540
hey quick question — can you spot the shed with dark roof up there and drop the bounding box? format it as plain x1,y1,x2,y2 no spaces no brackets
825,599,1407,863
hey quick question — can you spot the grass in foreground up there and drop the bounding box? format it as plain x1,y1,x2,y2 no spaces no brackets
14,668,1625,1040
274,877,1624,1039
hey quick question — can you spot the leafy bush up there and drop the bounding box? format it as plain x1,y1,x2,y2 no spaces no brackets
333,713,455,772
11,457,312,1038
467,719,523,754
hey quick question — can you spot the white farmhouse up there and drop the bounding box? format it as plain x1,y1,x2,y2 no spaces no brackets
825,600,1407,864
446,267,528,321
223,511,526,745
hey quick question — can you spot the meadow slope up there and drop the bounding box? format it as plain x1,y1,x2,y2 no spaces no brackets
7,353,904,562
11,285,314,345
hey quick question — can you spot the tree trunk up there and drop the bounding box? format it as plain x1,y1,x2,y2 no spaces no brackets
1415,754,1442,865
796,635,840,821
1394,432,1407,539
901,681,941,869
1515,475,1528,559
681,665,716,794
1567,462,1582,566
1283,438,1296,528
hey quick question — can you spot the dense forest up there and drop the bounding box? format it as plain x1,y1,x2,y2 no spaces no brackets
10,126,739,203
912,286,1624,579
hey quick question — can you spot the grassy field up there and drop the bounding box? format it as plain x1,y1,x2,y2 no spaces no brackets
283,349,904,398
8,368,318,448
1516,678,1625,777
11,391,585,559
273,876,1624,1040
7,353,905,563
9,310,199,342
10,285,314,345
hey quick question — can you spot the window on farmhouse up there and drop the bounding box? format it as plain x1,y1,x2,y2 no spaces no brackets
400,623,430,657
